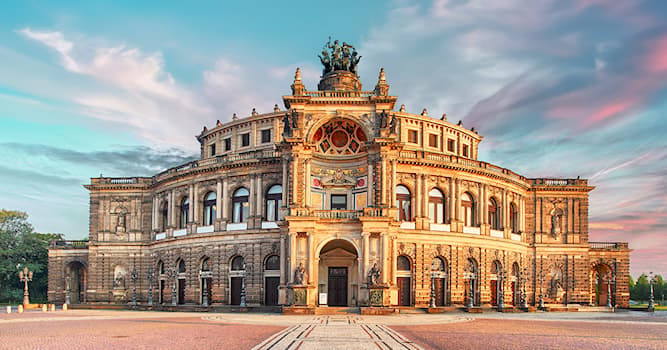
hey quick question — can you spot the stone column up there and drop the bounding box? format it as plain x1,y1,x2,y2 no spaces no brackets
289,233,297,284
256,175,263,220
306,233,313,284
216,179,222,220
362,233,370,283
282,158,289,205
292,158,299,205
415,172,422,218
170,189,176,228
280,235,286,285
305,159,311,207
381,234,389,284
152,196,157,230
455,179,461,221
477,183,483,226
449,179,455,223
422,174,429,218
249,175,256,218
367,160,374,207
222,178,229,221
391,237,397,285
188,184,195,222
390,160,397,205
381,159,387,205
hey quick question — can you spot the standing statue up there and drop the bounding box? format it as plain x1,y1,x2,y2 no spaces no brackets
388,114,397,134
378,110,388,129
291,109,298,129
550,204,562,238
294,263,306,285
282,112,292,138
117,211,126,231
349,49,362,74
319,49,331,75
367,263,381,286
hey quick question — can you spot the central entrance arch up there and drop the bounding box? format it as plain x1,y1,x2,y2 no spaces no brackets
317,239,359,306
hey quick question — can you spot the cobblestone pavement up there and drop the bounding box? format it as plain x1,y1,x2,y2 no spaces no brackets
1,309,666,349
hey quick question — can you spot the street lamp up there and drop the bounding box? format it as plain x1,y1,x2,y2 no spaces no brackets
240,263,247,307
166,267,177,306
146,268,155,306
520,267,528,309
429,264,436,308
537,269,545,309
18,266,33,306
464,262,476,309
65,275,72,305
602,271,616,308
648,272,655,312
497,269,505,310
130,267,138,306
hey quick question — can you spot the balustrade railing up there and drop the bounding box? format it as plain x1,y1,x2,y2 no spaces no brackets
590,242,628,249
312,210,362,219
49,240,89,249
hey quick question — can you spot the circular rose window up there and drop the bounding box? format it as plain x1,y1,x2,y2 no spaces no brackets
313,119,366,155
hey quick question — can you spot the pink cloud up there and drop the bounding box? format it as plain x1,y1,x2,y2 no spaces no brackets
644,34,667,73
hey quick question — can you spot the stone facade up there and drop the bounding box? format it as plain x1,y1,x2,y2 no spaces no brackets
48,51,630,308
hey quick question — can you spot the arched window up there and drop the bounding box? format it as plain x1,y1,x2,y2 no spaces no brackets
488,197,500,230
428,188,446,224
461,192,476,227
161,201,169,231
432,257,446,273
201,257,210,272
179,197,189,229
396,185,412,221
178,259,186,274
231,256,245,271
266,185,283,221
510,203,519,233
397,256,411,271
265,255,280,270
232,188,250,223
203,192,216,226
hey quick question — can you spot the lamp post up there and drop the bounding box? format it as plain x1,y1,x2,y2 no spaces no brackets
166,267,177,306
520,267,528,309
146,268,155,306
429,264,436,308
497,269,505,310
464,263,476,309
648,272,655,312
602,271,616,308
130,267,138,306
18,266,33,306
199,269,210,307
65,275,72,305
537,269,545,309
240,263,247,307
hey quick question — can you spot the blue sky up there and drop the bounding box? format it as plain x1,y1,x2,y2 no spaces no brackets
0,1,665,277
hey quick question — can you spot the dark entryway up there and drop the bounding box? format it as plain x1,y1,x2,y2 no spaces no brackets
265,277,279,306
397,277,411,306
160,280,166,304
231,277,242,305
434,278,446,306
491,280,498,306
328,267,348,306
177,279,186,304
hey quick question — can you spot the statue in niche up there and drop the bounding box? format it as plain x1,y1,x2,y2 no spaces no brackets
388,114,397,135
282,112,293,138
117,211,126,232
548,268,565,301
114,268,125,288
293,263,306,285
378,110,388,130
367,263,381,286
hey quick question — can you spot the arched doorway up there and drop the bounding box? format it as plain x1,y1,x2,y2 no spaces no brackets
264,255,280,306
397,256,412,306
318,239,359,307
490,260,502,306
592,264,613,306
65,261,86,304
230,256,245,305
431,257,448,306
176,259,186,304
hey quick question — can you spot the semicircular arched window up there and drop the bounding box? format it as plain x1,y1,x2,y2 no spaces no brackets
312,119,367,155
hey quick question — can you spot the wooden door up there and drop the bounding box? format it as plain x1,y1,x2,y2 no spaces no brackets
490,280,498,306
328,267,348,306
265,277,280,306
178,279,186,304
231,277,242,305
397,277,411,306
434,278,446,306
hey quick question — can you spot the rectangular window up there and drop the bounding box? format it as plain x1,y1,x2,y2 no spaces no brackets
428,134,438,148
408,130,418,144
261,129,272,143
331,194,347,210
224,138,231,151
240,133,250,147
447,139,455,152
209,144,216,157
463,144,469,157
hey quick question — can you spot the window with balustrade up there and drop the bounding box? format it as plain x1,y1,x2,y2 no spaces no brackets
232,188,249,223
203,192,216,226
396,185,412,221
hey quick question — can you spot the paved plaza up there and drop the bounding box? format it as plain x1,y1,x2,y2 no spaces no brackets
1,309,666,349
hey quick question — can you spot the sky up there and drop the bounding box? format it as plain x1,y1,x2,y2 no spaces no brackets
0,0,665,277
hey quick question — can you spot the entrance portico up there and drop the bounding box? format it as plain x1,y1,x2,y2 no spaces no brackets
317,239,360,306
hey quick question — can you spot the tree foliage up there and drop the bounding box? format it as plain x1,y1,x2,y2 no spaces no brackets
630,273,666,303
0,209,63,303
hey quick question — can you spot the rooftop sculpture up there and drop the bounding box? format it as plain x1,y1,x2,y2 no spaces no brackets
319,37,362,76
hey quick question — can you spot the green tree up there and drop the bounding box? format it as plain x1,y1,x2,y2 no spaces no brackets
0,209,62,303
631,274,650,302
